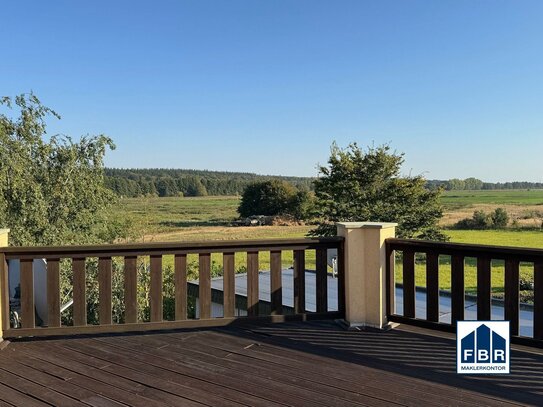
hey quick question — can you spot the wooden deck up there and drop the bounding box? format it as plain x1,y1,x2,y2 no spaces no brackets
0,321,542,406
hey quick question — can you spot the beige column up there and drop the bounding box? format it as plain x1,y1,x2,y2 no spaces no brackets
0,229,9,341
337,222,396,329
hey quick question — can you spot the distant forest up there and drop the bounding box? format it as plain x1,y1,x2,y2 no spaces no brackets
105,168,314,197
105,169,543,197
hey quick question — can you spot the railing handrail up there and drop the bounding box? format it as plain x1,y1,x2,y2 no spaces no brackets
387,238,543,260
2,236,344,259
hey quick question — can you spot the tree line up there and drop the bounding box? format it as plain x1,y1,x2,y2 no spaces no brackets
104,168,314,197
427,178,543,191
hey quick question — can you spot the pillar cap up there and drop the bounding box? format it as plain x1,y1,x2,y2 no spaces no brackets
336,222,397,229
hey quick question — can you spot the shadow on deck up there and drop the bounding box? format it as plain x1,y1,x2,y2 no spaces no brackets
0,320,542,406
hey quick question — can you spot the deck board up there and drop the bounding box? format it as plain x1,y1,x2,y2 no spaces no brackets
0,320,542,406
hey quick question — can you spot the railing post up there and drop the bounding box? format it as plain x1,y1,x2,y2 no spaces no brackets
337,222,397,329
0,229,10,342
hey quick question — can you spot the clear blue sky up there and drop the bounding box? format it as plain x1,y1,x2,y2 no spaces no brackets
2,1,542,182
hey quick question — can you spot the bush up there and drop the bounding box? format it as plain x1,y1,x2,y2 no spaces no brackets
491,207,509,228
238,180,311,220
454,208,509,230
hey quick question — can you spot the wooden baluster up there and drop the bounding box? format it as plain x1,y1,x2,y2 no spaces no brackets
385,244,395,317
402,249,415,318
98,257,112,325
504,259,520,336
174,254,187,321
223,252,235,318
124,256,138,324
316,248,328,313
534,261,543,340
270,250,282,315
72,258,86,327
0,254,9,332
426,252,439,322
337,243,346,316
476,257,491,321
46,259,61,328
451,255,465,323
150,255,163,322
20,259,35,329
293,250,305,314
247,251,259,317
199,253,211,319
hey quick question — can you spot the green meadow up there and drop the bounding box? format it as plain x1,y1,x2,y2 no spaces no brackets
441,189,543,209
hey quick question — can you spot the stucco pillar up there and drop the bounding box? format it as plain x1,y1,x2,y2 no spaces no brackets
337,222,396,329
0,229,9,342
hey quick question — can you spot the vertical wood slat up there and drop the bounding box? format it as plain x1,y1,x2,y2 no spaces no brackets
337,242,346,316
124,256,138,324
150,255,163,322
293,250,306,314
247,251,259,317
98,257,112,325
0,254,9,332
72,258,86,327
316,248,328,313
46,259,61,328
425,252,439,322
451,255,465,323
223,252,235,318
477,257,491,321
270,251,282,315
199,253,211,319
504,258,520,336
20,259,35,329
534,261,543,340
402,249,415,318
385,244,394,317
174,254,187,321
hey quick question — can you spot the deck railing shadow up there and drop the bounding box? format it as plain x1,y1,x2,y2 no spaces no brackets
221,320,543,405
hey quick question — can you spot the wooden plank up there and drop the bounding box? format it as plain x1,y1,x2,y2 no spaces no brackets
1,254,10,332
337,242,346,316
199,253,211,319
477,257,491,321
247,252,259,317
316,248,328,313
504,258,520,336
223,252,235,318
20,258,35,329
402,249,415,318
98,257,112,325
451,255,465,323
174,254,187,321
46,258,61,328
425,252,439,322
150,255,163,323
72,258,86,327
293,250,305,314
124,256,138,324
385,244,394,316
534,261,543,340
270,250,282,315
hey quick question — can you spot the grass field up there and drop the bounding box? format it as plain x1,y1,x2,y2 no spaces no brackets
441,189,543,209
113,193,543,297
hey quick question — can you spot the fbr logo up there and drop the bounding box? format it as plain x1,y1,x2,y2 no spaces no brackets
457,321,510,374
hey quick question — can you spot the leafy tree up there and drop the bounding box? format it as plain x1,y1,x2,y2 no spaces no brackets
238,180,310,219
310,142,447,240
0,93,116,246
491,207,509,228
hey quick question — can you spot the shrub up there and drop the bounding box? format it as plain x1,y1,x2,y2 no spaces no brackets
491,207,509,228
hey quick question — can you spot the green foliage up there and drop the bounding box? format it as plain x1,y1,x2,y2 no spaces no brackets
310,142,446,240
0,93,116,246
238,180,311,219
455,208,509,230
491,207,509,228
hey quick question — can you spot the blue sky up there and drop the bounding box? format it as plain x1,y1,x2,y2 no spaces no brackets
2,1,542,181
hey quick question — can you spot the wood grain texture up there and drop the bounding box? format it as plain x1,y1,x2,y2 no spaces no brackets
199,253,211,319
504,259,520,336
316,248,328,313
174,254,187,321
425,252,439,322
20,259,35,329
72,258,86,327
98,257,112,325
402,249,415,318
247,252,259,317
270,251,282,315
150,255,163,323
293,250,305,314
46,259,60,328
223,252,235,318
124,256,138,324
477,257,491,321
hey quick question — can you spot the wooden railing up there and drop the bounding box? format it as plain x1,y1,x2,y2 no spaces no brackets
0,237,344,338
386,238,543,347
